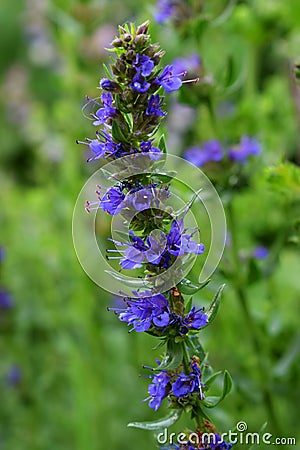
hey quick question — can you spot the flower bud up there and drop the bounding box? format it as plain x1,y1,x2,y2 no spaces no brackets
111,38,123,48
136,20,150,35
144,44,160,58
123,33,132,42
133,34,149,50
125,50,136,63
100,78,121,92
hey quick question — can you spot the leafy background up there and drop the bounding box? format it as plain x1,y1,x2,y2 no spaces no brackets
0,0,299,449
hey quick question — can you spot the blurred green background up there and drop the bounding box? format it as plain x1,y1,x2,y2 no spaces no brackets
0,0,300,449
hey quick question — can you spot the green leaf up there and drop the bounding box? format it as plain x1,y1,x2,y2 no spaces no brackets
151,171,177,184
127,409,182,431
202,284,225,328
203,370,233,408
102,63,112,79
203,370,223,388
247,259,261,285
177,278,211,295
175,189,203,217
154,339,183,371
158,134,167,154
112,120,130,143
185,297,193,314
264,162,300,201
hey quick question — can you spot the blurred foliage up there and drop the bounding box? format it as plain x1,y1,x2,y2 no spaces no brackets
0,0,300,449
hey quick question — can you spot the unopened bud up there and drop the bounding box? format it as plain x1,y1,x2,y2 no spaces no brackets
136,20,150,35
100,78,121,92
111,38,123,48
134,34,149,49
124,33,132,42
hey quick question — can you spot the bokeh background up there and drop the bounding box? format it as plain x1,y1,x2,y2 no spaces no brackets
0,0,300,449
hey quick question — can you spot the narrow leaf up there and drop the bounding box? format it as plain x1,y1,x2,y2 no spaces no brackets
154,339,183,371
158,134,167,154
203,370,233,408
127,410,182,430
202,284,225,329
178,278,211,295
102,63,112,79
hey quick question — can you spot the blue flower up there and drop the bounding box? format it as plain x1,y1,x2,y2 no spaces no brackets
92,92,116,126
183,307,208,330
134,54,155,77
229,136,261,163
100,186,125,215
145,371,170,410
109,292,170,332
125,186,155,211
172,54,201,76
184,140,223,167
146,94,166,117
130,73,151,93
167,219,204,256
155,65,183,92
139,141,163,160
100,78,120,91
154,0,176,23
0,290,13,310
6,366,22,386
252,246,269,260
171,361,203,399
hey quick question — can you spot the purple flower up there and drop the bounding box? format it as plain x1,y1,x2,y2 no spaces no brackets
6,366,22,386
100,78,119,91
92,92,116,126
172,54,201,76
252,246,269,260
155,65,182,92
139,141,163,160
184,307,208,330
100,186,125,215
133,54,155,77
154,0,176,23
167,219,205,256
184,140,223,167
229,135,261,163
109,292,170,332
146,94,166,116
130,73,150,93
145,371,170,410
125,187,154,211
0,290,13,310
107,219,204,270
171,360,203,399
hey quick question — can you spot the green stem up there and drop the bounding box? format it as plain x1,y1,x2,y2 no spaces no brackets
227,201,281,433
182,341,190,373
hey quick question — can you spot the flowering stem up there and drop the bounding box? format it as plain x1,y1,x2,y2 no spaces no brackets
226,201,281,433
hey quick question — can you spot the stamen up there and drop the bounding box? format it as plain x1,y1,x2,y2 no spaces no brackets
182,77,199,85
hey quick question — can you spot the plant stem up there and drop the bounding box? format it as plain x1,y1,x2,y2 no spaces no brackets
226,201,281,433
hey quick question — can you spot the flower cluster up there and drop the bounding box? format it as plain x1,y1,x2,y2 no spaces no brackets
78,21,233,450
184,136,261,167
109,291,207,333
145,358,204,411
107,219,204,270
